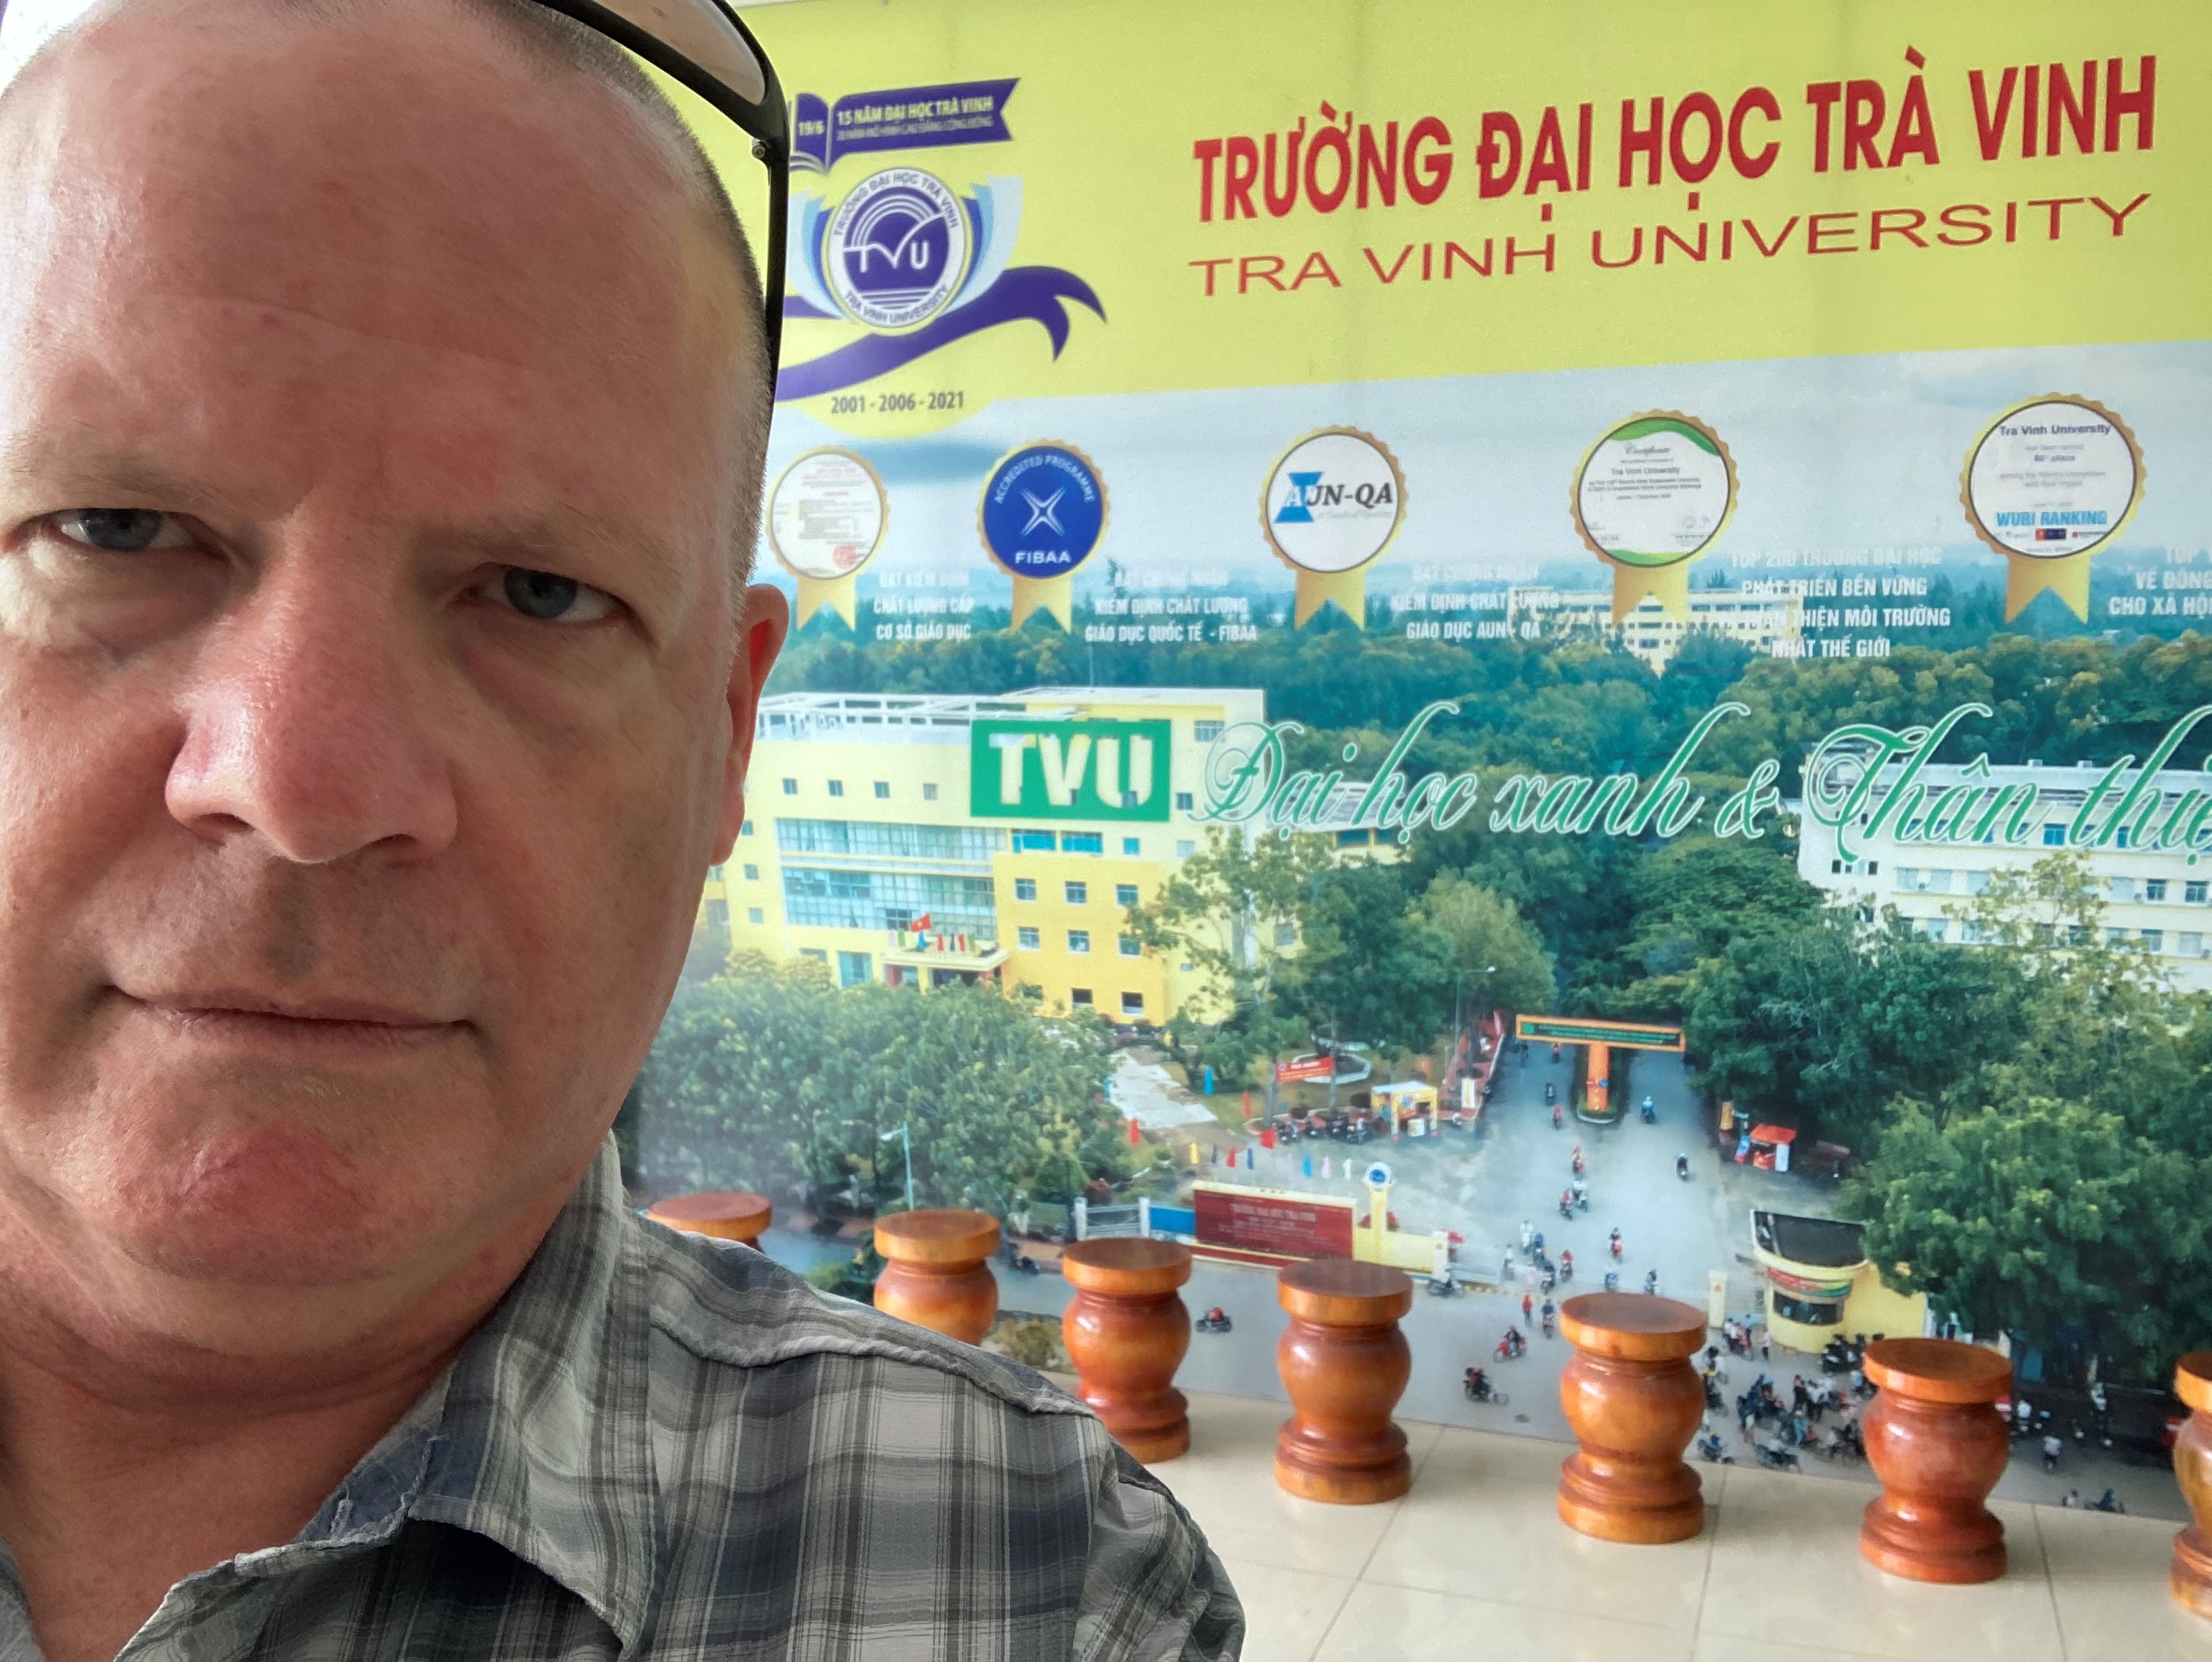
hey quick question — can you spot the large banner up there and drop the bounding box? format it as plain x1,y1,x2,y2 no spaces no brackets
639,0,2210,1507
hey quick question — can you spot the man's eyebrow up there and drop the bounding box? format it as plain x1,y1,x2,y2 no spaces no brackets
0,431,229,516
456,504,686,582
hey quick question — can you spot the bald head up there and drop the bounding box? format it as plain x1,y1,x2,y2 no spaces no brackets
0,0,773,578
0,0,789,1330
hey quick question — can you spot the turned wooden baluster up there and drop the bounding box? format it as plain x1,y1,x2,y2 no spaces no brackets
1274,1260,1414,1505
2174,1351,2212,1620
1556,1292,1708,1543
1860,1337,2014,1583
645,1190,773,1247
1060,1239,1193,1464
872,1209,1001,1345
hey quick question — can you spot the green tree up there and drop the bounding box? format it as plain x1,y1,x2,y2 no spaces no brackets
1410,873,1555,1018
1130,825,1336,1088
1847,1097,2205,1376
1280,861,1456,1056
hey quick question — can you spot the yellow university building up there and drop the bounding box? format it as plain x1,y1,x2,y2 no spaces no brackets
706,687,1269,1022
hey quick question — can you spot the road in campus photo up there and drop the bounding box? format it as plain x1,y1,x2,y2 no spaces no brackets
751,1042,2189,1521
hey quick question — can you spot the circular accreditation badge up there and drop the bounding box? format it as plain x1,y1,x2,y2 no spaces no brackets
1963,396,2141,560
1572,412,1736,567
767,448,888,581
978,443,1107,580
1261,428,1406,575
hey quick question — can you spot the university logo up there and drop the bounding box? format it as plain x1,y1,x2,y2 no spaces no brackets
776,78,1104,405
817,168,977,332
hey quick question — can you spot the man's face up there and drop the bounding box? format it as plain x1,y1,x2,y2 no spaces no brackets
0,1,777,1350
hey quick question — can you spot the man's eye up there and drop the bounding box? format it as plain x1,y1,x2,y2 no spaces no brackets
52,509,193,552
484,566,618,625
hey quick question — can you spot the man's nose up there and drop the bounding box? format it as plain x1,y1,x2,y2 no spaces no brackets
164,558,460,864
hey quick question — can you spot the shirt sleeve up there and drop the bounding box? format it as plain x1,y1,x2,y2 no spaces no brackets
1070,1436,1244,1662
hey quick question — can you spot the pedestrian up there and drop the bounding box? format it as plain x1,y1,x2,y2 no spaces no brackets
1520,1219,1532,1251
1758,1325,1771,1363
1792,1377,1809,1415
1521,1292,1533,1323
1501,1249,1514,1281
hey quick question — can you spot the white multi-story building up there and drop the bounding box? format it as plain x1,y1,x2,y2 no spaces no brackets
1506,585,1804,672
1797,759,2212,993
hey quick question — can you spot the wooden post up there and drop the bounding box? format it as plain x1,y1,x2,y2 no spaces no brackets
1555,1292,1708,1543
645,1191,771,1247
872,1209,1000,1345
1859,1337,2013,1583
1060,1239,1193,1464
2174,1351,2212,1620
1274,1259,1414,1504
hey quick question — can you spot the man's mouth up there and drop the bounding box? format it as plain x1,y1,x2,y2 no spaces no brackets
115,989,466,1052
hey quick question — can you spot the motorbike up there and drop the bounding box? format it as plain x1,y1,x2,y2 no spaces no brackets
1009,1253,1040,1275
1551,1104,1563,1130
1569,1149,1585,1176
1602,1271,1620,1292
1544,1082,1557,1103
1425,1274,1466,1298
1675,1154,1691,1181
1463,1369,1508,1406
1575,1191,1590,1213
1754,1441,1801,1472
1557,1196,1575,1221
1607,1233,1623,1261
1694,1426,1733,1464
1640,1096,1656,1124
1194,1308,1233,1334
1557,1254,1574,1283
2086,1488,2127,1514
1539,1268,1557,1294
1702,1375,1725,1413
1494,1331,1528,1361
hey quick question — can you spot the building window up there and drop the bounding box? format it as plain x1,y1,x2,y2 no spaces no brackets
1175,840,1196,859
782,868,996,936
2182,932,2204,958
742,864,759,881
1897,868,1919,890
799,948,828,964
1017,926,1041,951
1174,792,1195,812
2107,928,2127,946
2146,878,2169,903
1865,860,1878,875
2143,929,2164,954
1122,837,1141,856
782,778,798,796
741,820,755,836
1965,870,1990,895
1014,878,1037,902
746,906,764,926
1118,933,1142,957
1830,859,1843,875
873,781,890,799
1923,918,1948,943
1068,931,1092,954
2109,876,2137,903
2191,882,2211,905
2042,824,2065,846
1115,883,1140,908
2068,924,2092,946
837,951,872,989
1120,992,1146,1015
777,820,1007,861
708,863,725,880
923,782,939,802
1070,987,1094,1008
1014,829,1057,852
827,779,845,798
1064,832,1104,854
2115,827,2132,849
1064,880,1089,905
1193,720,1223,743
1275,923,1299,947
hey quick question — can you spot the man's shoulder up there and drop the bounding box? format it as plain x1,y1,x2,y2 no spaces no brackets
627,1208,1087,1425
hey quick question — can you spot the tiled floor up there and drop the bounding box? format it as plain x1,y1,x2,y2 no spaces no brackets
1147,1391,2210,1662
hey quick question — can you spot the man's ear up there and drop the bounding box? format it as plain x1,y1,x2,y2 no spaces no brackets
713,582,789,861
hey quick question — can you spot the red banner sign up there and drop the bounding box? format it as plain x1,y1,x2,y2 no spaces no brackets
1274,1055,1335,1083
1192,1185,1355,1259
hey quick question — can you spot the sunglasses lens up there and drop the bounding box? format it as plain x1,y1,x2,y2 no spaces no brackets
587,0,763,104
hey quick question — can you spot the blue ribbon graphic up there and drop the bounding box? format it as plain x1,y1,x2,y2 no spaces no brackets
775,266,1105,404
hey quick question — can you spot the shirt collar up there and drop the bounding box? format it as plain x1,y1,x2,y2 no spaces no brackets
407,1139,662,1651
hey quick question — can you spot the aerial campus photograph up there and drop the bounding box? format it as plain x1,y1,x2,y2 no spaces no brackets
627,614,2212,1523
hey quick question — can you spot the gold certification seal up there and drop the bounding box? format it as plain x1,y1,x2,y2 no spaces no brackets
1571,412,1738,623
1961,395,2142,622
768,448,888,626
1261,428,1406,629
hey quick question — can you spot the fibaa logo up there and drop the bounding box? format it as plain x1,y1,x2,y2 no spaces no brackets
970,720,1172,822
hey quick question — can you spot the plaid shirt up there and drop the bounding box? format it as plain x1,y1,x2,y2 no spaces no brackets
1,1143,1241,1660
